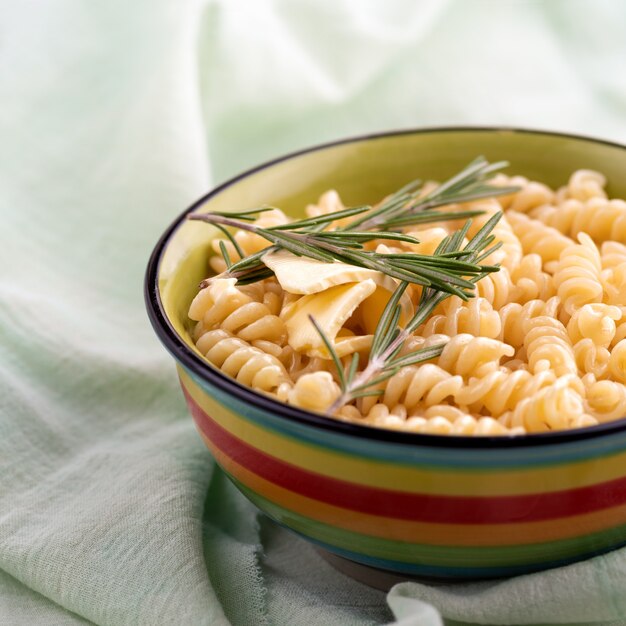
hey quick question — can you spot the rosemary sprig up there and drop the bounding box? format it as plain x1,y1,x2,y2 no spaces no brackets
314,212,503,414
344,156,518,231
190,211,498,298
189,156,516,287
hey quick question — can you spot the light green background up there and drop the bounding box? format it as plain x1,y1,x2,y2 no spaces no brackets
2,1,626,625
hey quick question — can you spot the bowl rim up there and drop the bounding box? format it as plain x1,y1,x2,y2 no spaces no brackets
145,125,626,448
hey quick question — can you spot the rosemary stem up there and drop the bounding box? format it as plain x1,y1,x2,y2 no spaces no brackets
327,325,412,415
353,212,392,231
188,213,260,234
190,212,350,258
328,355,387,415
326,291,446,415
199,267,251,288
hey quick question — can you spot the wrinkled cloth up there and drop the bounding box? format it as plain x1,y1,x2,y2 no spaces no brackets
2,1,626,624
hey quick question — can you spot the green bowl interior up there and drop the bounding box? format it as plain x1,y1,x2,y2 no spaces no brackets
157,128,626,358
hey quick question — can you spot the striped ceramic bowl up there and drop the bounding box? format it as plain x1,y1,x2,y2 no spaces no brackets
145,128,626,580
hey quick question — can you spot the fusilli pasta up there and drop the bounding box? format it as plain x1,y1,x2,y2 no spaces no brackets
190,167,626,436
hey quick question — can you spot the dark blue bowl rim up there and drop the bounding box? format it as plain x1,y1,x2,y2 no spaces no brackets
145,125,626,449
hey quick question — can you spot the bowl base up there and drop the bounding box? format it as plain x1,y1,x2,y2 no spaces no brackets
315,548,482,591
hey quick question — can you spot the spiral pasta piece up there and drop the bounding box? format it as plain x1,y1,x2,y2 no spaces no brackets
220,302,286,343
557,169,608,202
436,334,515,377
529,199,580,236
305,189,345,218
614,312,626,348
401,227,450,256
382,363,464,412
288,371,341,412
554,233,603,315
584,378,626,422
380,363,558,422
420,297,501,339
600,242,626,307
449,416,517,436
573,339,610,379
534,197,626,244
190,285,248,345
602,263,626,307
280,347,335,380
499,376,585,432
357,403,518,436
190,278,287,346
523,315,576,376
567,303,621,347
498,297,560,350
238,279,284,313
491,174,555,213
511,254,555,303
507,210,574,269
406,414,514,436
570,415,600,429
601,241,626,269
304,189,361,231
196,329,292,393
475,266,516,310
455,369,556,415
610,340,626,384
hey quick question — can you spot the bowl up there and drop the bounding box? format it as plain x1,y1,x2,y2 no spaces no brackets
145,127,626,581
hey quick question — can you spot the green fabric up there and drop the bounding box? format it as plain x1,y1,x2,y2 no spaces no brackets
2,1,626,624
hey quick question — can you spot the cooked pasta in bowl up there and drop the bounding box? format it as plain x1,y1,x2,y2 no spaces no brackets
146,128,626,580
